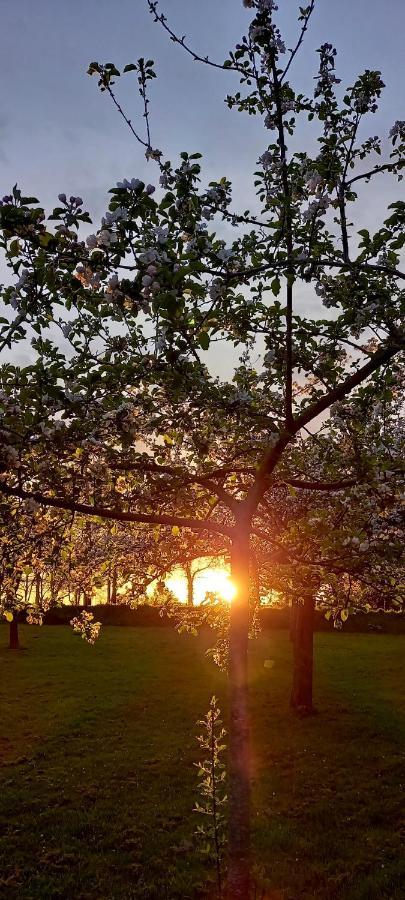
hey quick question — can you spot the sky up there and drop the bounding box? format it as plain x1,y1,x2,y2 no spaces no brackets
1,0,404,373
1,0,404,220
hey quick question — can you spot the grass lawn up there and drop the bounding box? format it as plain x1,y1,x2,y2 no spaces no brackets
0,626,404,899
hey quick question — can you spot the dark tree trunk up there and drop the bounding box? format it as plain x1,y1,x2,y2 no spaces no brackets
9,619,19,650
185,563,194,607
227,520,251,899
111,568,118,604
35,573,41,607
290,594,315,714
250,553,260,609
289,598,299,642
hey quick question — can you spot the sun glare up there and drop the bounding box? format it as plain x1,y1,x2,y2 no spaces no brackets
165,565,236,605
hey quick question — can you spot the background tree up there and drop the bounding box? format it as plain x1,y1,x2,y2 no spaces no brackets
254,377,404,712
0,497,68,648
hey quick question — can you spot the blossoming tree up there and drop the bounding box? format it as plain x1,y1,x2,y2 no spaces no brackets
0,0,404,893
0,496,69,648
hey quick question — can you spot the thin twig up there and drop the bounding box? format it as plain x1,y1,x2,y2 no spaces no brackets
146,0,252,75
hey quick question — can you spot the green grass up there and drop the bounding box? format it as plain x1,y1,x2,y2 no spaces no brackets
0,626,404,899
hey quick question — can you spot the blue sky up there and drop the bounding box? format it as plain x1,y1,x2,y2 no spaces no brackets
1,0,404,222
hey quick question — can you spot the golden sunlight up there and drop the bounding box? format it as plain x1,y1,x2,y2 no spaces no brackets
165,565,236,605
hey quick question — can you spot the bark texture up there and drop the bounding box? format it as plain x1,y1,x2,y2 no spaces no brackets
227,522,251,899
289,598,299,642
290,593,315,713
185,563,194,607
111,568,118,604
9,619,19,650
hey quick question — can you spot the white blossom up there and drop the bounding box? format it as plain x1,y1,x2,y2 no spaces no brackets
389,120,405,140
16,269,29,290
217,247,234,262
306,172,324,194
154,226,169,245
138,249,160,265
97,229,115,247
209,278,225,301
116,177,143,191
303,196,330,222
145,147,162,162
3,446,20,467
108,274,119,290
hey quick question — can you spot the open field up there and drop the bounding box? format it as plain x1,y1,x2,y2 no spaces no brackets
0,626,404,899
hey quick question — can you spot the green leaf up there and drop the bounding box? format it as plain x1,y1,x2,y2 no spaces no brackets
9,239,20,257
271,277,281,296
198,332,210,351
39,232,54,248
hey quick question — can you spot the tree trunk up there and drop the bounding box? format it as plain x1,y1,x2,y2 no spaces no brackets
9,619,19,650
185,563,194,607
250,552,260,609
290,593,315,714
289,598,299,642
111,567,118,604
227,520,251,899
35,573,41,607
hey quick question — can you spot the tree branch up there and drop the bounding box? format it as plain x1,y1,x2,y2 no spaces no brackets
294,340,403,433
146,1,249,75
284,477,358,492
346,161,405,187
0,482,234,538
281,0,315,84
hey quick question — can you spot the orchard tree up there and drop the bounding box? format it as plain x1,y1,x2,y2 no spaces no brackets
0,496,69,648
254,377,404,712
0,0,404,893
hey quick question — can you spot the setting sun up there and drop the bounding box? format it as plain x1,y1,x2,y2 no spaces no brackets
165,565,236,605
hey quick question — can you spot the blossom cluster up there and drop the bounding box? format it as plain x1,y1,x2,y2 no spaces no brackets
302,195,330,222
315,43,341,99
70,610,101,644
389,120,405,142
58,194,83,208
